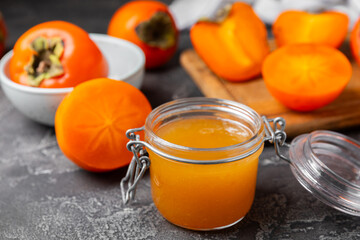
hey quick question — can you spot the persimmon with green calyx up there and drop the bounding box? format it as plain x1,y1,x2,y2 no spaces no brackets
108,0,178,69
10,21,108,88
55,78,152,172
262,43,352,112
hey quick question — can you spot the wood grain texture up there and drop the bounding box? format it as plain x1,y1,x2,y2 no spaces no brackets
180,44,360,137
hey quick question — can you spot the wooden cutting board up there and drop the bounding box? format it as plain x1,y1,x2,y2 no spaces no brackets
180,41,360,137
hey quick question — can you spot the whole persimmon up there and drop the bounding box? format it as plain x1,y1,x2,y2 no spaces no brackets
262,43,352,112
10,21,108,88
108,0,178,69
55,78,152,172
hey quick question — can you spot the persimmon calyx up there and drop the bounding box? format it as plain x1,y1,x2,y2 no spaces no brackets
136,11,176,49
198,4,232,24
25,36,64,87
306,8,326,14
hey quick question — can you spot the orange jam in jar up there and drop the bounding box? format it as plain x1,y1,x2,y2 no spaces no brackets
143,98,265,230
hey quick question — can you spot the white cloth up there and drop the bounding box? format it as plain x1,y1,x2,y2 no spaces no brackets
169,0,360,30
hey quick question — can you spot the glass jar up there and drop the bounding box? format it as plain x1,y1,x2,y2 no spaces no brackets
147,98,264,230
121,97,360,231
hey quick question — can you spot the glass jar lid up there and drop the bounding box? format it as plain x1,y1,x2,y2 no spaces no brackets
289,130,360,216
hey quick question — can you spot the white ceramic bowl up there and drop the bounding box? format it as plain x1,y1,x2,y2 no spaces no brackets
0,33,145,126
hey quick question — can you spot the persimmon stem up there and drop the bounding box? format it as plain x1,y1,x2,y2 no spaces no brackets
25,37,64,87
198,4,232,24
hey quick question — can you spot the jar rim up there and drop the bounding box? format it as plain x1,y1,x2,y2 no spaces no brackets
144,97,265,164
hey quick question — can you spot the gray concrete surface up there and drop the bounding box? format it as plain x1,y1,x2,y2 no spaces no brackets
0,0,360,239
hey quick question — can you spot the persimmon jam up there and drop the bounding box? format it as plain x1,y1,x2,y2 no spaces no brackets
146,116,263,230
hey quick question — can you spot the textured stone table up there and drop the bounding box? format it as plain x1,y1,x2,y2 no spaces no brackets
1,0,360,239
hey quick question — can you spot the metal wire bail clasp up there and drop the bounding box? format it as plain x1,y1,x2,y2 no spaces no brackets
120,127,150,204
262,116,291,163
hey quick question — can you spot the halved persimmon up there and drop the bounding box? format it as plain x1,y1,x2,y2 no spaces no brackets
262,43,352,111
273,11,349,48
55,78,152,172
190,2,269,82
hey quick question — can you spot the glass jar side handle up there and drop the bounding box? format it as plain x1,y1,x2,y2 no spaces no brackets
262,116,291,164
121,127,150,205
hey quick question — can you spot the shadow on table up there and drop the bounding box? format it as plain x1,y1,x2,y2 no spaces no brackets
74,166,128,188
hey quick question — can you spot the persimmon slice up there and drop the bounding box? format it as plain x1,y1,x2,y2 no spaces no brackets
262,44,352,111
190,2,269,82
55,78,152,172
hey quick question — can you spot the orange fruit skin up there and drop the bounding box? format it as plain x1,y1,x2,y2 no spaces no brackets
351,18,360,67
273,11,349,48
108,0,178,69
262,43,352,112
9,21,108,88
190,2,269,82
55,78,152,172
